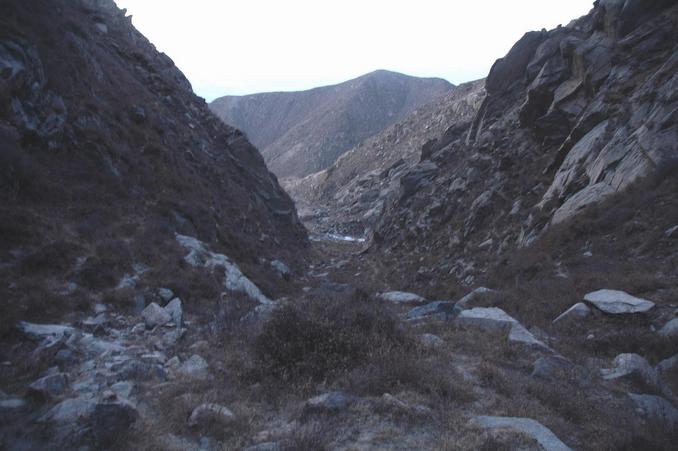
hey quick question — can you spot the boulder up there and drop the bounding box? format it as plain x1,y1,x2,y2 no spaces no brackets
628,393,678,429
457,307,516,333
659,318,678,338
271,260,290,279
377,291,426,304
470,416,572,451
142,302,172,328
157,288,174,303
602,353,659,388
40,396,96,423
406,301,459,320
164,298,183,327
552,302,591,326
455,287,496,309
27,372,69,401
110,381,135,399
188,403,235,428
584,289,655,314
304,391,357,414
458,307,552,351
18,322,75,340
112,360,166,382
92,399,139,446
178,355,209,380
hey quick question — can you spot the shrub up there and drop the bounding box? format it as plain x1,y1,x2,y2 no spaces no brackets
251,294,411,383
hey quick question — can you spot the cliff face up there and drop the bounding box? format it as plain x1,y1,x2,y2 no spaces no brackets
0,0,307,326
367,0,678,284
209,70,453,178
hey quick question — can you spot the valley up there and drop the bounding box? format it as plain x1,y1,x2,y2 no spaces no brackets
1,0,678,450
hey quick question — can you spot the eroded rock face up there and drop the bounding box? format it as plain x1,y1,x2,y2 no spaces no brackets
365,2,678,283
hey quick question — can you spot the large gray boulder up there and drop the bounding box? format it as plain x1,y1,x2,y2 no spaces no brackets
406,301,459,320
602,353,659,388
584,289,655,314
470,416,572,451
455,287,496,309
457,307,552,351
552,302,591,326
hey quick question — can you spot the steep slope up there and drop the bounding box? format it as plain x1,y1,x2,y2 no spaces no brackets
368,0,678,286
209,70,453,177
0,0,306,329
284,79,486,236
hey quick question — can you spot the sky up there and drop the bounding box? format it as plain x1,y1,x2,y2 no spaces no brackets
114,0,594,101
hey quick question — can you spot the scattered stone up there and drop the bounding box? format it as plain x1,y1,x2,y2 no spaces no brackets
455,287,496,309
27,373,69,401
0,398,27,412
552,302,591,326
164,298,183,326
470,416,572,451
271,260,291,279
40,396,96,423
94,303,107,314
377,291,426,304
665,225,678,238
110,381,135,399
244,442,280,451
131,323,145,335
420,333,444,349
178,355,209,379
379,393,432,418
112,360,166,382
92,400,139,446
166,356,181,369
584,289,654,314
188,403,235,428
602,353,659,388
406,301,459,320
158,288,175,303
18,322,74,340
142,302,172,328
658,318,678,338
304,391,356,414
628,393,678,429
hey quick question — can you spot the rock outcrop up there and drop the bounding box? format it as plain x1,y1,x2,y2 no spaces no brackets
0,0,306,331
368,1,678,284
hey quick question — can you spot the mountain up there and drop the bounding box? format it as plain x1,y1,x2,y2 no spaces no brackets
283,78,486,236
209,70,453,178
0,0,306,331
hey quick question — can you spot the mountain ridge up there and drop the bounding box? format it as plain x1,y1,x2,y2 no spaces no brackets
209,70,453,177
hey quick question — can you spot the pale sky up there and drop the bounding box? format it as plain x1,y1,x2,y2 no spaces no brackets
114,0,594,101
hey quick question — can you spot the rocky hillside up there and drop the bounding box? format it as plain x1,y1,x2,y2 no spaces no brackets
209,70,453,178
0,0,307,331
284,79,486,236
365,0,678,286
